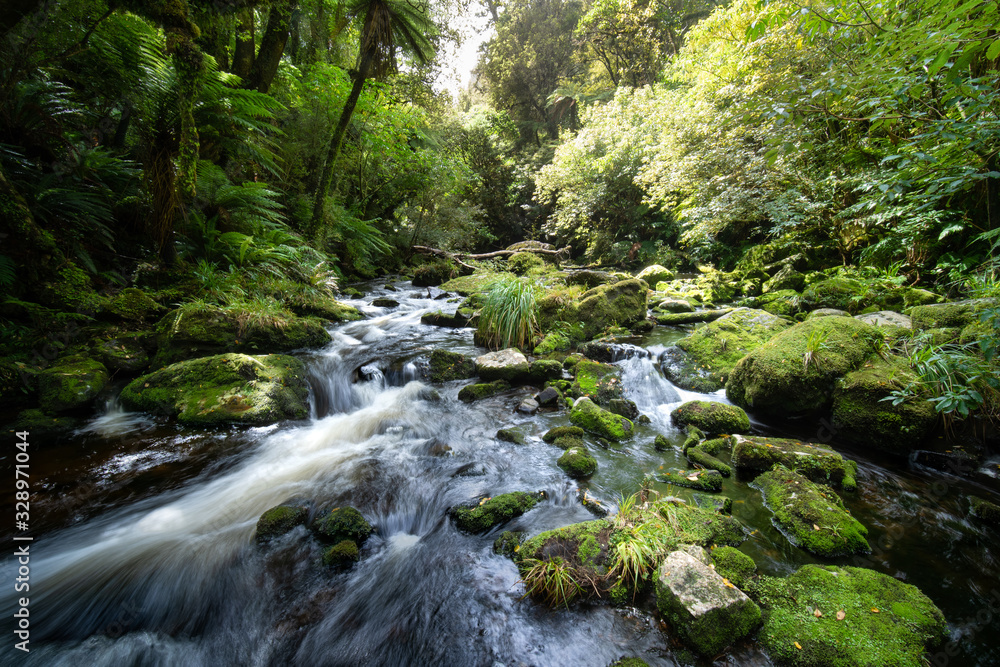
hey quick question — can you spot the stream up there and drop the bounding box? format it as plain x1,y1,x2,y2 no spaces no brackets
2,280,999,666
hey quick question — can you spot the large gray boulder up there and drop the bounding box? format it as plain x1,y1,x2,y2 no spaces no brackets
655,547,761,656
475,348,529,382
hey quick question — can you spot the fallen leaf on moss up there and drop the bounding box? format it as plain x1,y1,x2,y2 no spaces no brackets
836,610,846,620
794,642,802,650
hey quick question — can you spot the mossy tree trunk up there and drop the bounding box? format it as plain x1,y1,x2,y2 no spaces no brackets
245,0,295,94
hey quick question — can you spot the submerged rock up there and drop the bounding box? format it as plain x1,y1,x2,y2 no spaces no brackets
38,355,109,413
496,428,526,444
570,397,634,441
662,308,792,392
451,491,542,533
371,297,399,308
120,353,309,425
686,445,733,477
558,446,598,479
420,309,471,328
457,379,510,402
750,564,947,667
731,435,858,491
655,548,761,656
671,400,750,436
322,540,360,568
312,506,373,546
255,505,308,542
725,316,879,417
969,495,1000,528
754,465,869,557
657,468,724,492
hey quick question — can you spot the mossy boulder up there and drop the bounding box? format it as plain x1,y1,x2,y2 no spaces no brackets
800,277,867,313
287,297,363,323
493,530,527,556
11,408,79,436
691,492,733,514
120,353,309,425
725,316,879,417
91,334,151,374
831,356,937,456
571,359,623,404
107,288,165,322
421,309,471,328
751,564,947,667
655,309,733,326
686,445,733,477
635,264,674,285
412,260,457,286
558,446,598,478
763,265,805,294
542,279,648,341
754,465,869,557
552,434,585,450
312,506,373,545
910,299,988,331
529,359,563,384
671,400,750,436
38,356,109,413
507,252,546,275
655,548,761,656
657,468,724,492
755,289,802,318
731,435,858,491
322,539,360,567
451,491,541,533
570,397,634,441
152,305,331,368
496,427,526,444
457,379,510,402
38,260,109,314
969,495,1000,528
542,425,585,442
533,331,571,355
475,348,529,382
429,349,476,383
255,505,308,542
662,308,792,391
711,546,756,589
653,434,671,451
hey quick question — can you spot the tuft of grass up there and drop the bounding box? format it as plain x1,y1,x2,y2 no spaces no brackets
519,556,584,608
802,329,829,373
477,275,539,350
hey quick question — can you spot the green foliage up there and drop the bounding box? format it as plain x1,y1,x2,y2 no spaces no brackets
519,556,586,608
476,276,540,350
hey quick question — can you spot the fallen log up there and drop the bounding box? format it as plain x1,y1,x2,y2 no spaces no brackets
412,245,572,275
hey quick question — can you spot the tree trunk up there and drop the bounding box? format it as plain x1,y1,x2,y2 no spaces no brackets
231,8,255,79
246,0,296,94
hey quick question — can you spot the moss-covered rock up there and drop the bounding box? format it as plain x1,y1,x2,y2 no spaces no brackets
321,539,361,567
655,309,733,326
686,445,733,476
541,279,648,341
969,495,1000,528
653,434,671,451
457,379,510,402
421,309,471,327
910,299,993,331
671,400,750,436
475,348,529,382
533,331,571,355
831,356,937,455
312,506,373,545
571,359,623,404
801,277,867,313
754,465,869,557
91,334,151,374
682,425,705,452
152,305,331,368
10,408,79,436
120,353,309,425
107,288,165,322
255,505,308,542
38,261,109,314
412,260,457,286
38,356,109,413
558,446,598,478
655,548,761,656
657,468,724,492
662,308,793,391
493,530,527,556
529,359,563,384
763,265,805,294
691,492,733,514
725,316,879,417
711,546,756,589
451,491,541,533
570,397,634,441
507,252,545,275
496,427,526,444
731,435,858,491
429,349,476,382
287,296,363,323
753,289,802,318
635,264,674,285
751,565,947,667
542,425,585,442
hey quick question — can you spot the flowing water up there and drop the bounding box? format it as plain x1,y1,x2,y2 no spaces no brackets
2,281,999,666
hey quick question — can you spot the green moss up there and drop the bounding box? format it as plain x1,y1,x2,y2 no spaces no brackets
457,379,509,402
654,434,671,451
572,359,624,404
754,465,869,557
541,279,648,341
686,445,733,476
11,408,78,435
711,546,756,588
543,425,585,442
969,495,1000,527
657,468,724,492
440,271,513,296
801,277,867,313
91,334,151,374
107,288,165,322
255,505,308,542
412,260,456,286
312,506,372,545
831,356,937,456
570,397,634,441
420,310,471,327
756,289,802,317
750,565,947,667
682,425,704,452
671,400,750,436
608,657,650,667
667,308,792,391
287,296,363,322
551,435,585,450
533,331,571,355
429,349,476,382
493,530,526,556
507,252,546,275
496,428,526,444
655,309,733,326
39,261,108,314
322,540,360,567
725,316,879,417
529,359,563,383
700,437,730,456
38,356,109,413
731,435,858,491
120,353,309,425
691,492,732,514
910,300,980,330
516,520,613,600
451,491,541,533
558,446,598,478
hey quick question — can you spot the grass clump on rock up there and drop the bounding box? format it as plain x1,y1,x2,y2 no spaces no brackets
476,276,539,351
